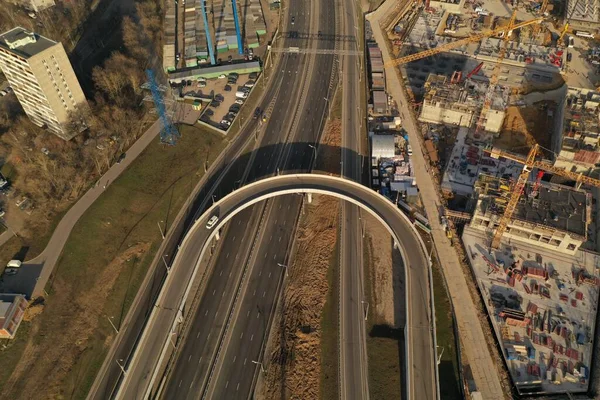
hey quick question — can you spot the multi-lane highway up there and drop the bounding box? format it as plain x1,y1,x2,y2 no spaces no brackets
138,0,340,399
135,173,433,400
338,0,370,397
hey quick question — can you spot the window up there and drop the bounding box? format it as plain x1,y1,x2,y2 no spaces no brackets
567,243,577,251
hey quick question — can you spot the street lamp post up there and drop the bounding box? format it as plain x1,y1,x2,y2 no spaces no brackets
162,254,170,273
361,300,369,321
108,316,119,334
277,263,288,277
116,358,127,376
252,360,266,374
158,220,165,239
308,144,317,166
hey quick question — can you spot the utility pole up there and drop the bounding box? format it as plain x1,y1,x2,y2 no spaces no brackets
162,254,170,273
361,300,369,321
116,359,127,376
252,360,266,373
277,262,288,277
108,316,119,334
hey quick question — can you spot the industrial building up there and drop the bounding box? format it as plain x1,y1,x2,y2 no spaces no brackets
0,294,27,340
0,27,87,140
470,175,591,255
419,74,507,134
163,0,268,72
566,0,600,30
553,87,600,173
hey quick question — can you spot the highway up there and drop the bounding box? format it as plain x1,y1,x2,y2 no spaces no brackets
132,0,340,398
368,0,503,397
338,0,370,397
140,173,432,400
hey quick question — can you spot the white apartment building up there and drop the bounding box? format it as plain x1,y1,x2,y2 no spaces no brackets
0,27,87,140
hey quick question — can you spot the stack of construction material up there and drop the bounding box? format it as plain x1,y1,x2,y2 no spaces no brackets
163,1,177,72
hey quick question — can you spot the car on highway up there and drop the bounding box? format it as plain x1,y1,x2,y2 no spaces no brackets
117,153,126,163
262,114,268,122
206,215,219,229
253,107,261,119
291,16,295,25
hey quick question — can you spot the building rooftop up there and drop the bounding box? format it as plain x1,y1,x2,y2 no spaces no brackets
423,74,508,112
567,0,600,24
559,88,600,161
476,177,589,238
0,27,56,59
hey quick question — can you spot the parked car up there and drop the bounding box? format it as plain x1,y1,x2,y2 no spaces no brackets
249,72,258,80
116,153,126,163
229,72,239,79
234,99,244,105
244,80,255,88
205,108,214,116
220,119,232,126
197,81,206,88
224,84,232,91
215,94,224,102
210,100,221,107
4,268,18,276
218,74,226,79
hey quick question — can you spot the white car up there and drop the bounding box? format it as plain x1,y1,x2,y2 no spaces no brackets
206,215,219,229
235,99,244,105
218,74,226,79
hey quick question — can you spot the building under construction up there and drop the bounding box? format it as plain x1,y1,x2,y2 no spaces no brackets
419,74,508,134
566,0,600,30
470,174,591,255
553,87,600,173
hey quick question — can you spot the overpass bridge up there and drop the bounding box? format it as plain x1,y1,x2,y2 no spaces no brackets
114,174,439,400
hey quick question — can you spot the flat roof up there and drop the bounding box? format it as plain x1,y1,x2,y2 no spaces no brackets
168,61,261,81
478,180,588,237
0,27,56,59
567,0,600,24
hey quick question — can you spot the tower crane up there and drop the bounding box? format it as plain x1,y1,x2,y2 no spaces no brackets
486,145,600,249
558,0,579,43
473,10,518,137
383,15,543,68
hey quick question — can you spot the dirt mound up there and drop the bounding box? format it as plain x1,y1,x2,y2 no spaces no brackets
260,195,340,399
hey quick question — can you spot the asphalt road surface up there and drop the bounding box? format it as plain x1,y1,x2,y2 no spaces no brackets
160,1,339,398
338,0,370,397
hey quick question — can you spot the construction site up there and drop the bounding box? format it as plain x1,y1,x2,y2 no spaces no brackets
371,0,600,395
163,0,272,72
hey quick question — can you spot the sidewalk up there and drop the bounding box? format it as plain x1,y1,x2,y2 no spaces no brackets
367,1,506,398
26,118,162,297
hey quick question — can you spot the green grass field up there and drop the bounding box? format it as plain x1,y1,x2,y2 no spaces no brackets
0,124,226,399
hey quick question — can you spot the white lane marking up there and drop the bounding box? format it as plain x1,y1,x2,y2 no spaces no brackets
198,356,203,364
189,380,194,389
264,252,267,259
257,312,260,319
205,310,209,316
232,236,236,241
259,270,262,277
179,380,182,388
219,270,223,276
240,332,244,339
213,289,216,296
250,334,254,341
279,236,282,242
244,358,247,365
237,383,240,391
226,381,229,389
263,291,266,297
233,355,237,363
269,272,272,278
253,289,256,296
226,252,229,259
197,331,201,338
247,310,250,317
188,354,192,362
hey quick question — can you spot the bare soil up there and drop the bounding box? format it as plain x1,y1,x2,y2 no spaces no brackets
363,213,396,326
259,194,340,399
0,243,150,400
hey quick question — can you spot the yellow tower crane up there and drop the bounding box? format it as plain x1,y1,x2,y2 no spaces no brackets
474,10,518,136
383,16,543,69
487,145,600,249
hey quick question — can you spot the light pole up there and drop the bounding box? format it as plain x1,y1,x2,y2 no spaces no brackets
361,300,369,321
308,144,317,166
158,220,165,239
162,254,170,273
116,358,127,376
212,194,216,205
108,316,119,334
437,346,445,365
277,262,288,277
252,360,266,374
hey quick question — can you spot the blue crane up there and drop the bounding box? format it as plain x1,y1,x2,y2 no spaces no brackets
145,69,179,145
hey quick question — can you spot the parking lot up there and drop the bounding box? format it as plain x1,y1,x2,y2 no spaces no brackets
178,71,260,132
